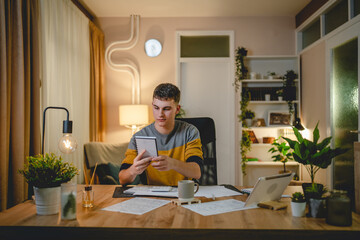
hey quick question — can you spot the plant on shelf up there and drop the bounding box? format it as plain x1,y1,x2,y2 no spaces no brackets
282,70,298,116
292,192,306,203
267,71,277,79
268,137,293,173
241,109,255,127
282,122,348,201
233,47,248,91
240,130,252,175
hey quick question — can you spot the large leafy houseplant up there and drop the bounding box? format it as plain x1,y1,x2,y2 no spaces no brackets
282,122,347,185
268,137,293,173
19,153,78,188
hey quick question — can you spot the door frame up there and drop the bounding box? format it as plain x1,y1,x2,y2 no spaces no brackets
326,21,360,188
175,30,237,184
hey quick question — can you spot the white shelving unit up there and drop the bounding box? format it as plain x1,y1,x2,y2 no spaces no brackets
238,55,301,186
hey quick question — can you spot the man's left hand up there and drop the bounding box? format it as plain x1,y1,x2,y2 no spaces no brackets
151,155,174,171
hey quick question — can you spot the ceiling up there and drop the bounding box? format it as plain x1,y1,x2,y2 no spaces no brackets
80,0,312,18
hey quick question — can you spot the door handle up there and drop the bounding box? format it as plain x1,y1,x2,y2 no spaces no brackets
349,130,360,133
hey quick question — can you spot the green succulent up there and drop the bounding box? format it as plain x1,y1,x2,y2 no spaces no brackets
291,192,306,203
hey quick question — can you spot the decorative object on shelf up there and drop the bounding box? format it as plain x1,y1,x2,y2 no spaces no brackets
291,192,306,217
268,137,293,173
263,137,275,144
268,111,291,126
250,72,257,79
292,103,304,130
42,106,77,155
264,94,271,101
276,89,283,101
282,70,298,116
326,190,352,226
246,130,258,143
18,153,79,215
282,122,348,210
233,47,248,90
255,118,266,127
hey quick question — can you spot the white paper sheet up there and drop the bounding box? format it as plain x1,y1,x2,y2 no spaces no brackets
123,185,242,199
102,198,170,215
182,199,258,216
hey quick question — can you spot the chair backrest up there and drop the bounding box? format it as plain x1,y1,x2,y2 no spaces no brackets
84,142,128,185
177,117,218,185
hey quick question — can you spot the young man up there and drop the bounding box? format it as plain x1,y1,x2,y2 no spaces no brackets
119,83,203,186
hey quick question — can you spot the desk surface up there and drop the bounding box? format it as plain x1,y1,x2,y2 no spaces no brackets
1,185,359,240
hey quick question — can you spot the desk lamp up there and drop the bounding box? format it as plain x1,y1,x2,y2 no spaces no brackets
119,104,149,135
292,103,304,130
42,106,77,155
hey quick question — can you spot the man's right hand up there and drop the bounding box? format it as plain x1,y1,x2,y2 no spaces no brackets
129,149,152,175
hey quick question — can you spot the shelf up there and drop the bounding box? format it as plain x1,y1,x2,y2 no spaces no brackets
251,143,272,147
249,100,299,104
242,79,299,83
245,55,298,60
246,161,300,166
245,126,293,129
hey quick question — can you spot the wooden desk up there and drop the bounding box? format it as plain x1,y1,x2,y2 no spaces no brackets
0,185,359,240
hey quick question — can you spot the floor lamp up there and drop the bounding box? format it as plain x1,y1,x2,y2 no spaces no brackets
42,106,77,155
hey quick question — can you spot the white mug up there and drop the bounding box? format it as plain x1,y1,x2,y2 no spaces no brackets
178,180,199,202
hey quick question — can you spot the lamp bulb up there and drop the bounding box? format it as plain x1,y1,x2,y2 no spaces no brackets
58,134,77,153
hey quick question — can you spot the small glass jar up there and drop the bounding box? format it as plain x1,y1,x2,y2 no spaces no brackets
82,186,94,208
61,183,77,220
326,190,352,226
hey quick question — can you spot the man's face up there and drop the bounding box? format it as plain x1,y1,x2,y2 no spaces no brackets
152,98,180,129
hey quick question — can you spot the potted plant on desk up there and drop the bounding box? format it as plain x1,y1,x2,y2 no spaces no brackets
291,192,306,217
282,122,348,217
19,153,78,215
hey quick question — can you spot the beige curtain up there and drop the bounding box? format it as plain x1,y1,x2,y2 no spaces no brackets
89,21,105,142
0,0,41,211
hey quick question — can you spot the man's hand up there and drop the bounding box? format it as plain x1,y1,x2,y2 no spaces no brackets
130,150,152,175
151,155,175,171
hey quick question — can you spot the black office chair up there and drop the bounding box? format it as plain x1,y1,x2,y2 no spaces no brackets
177,117,218,185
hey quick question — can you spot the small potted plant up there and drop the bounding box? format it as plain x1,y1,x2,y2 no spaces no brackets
19,153,78,215
306,183,328,218
291,192,306,217
276,89,283,101
268,137,293,173
267,71,277,79
242,109,255,127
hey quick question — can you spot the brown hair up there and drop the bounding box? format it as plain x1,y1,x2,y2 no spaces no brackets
153,83,181,103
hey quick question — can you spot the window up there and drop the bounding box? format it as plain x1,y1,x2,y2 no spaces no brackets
180,36,229,57
302,18,321,49
325,0,348,34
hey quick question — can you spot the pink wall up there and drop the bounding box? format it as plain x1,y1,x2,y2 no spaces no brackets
98,16,296,143
300,41,327,184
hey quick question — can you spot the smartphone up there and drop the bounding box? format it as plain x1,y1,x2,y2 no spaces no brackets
135,136,158,158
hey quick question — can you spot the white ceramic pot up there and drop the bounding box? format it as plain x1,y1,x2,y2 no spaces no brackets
291,201,306,217
265,94,271,101
245,118,252,127
33,186,61,215
278,96,283,101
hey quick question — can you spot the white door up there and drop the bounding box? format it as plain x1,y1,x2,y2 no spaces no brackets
176,31,236,184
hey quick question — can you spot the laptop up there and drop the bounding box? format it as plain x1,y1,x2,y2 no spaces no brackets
243,172,295,208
